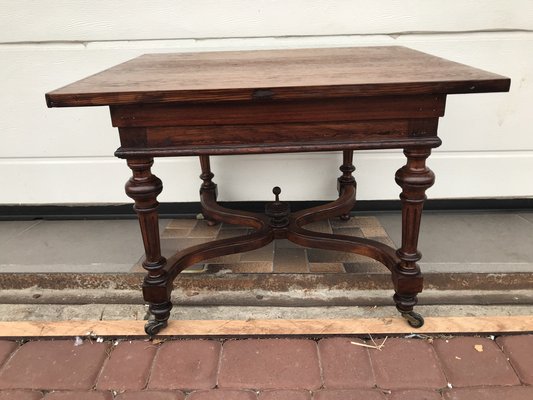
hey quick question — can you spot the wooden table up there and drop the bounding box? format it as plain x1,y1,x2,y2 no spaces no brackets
47,46,510,335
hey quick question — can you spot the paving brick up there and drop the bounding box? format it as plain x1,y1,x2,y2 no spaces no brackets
308,263,345,273
307,249,376,263
218,339,321,390
216,228,250,240
258,390,311,400
43,392,113,400
186,389,257,400
318,338,374,388
115,391,185,400
360,225,389,238
312,389,386,400
273,248,308,273
327,217,349,228
370,338,447,390
148,340,220,390
330,216,383,228
0,391,43,400
240,243,274,262
443,386,533,400
331,227,364,237
343,262,388,274
0,340,109,390
389,389,443,400
97,341,158,390
496,334,533,384
433,337,520,387
0,342,18,365
304,220,333,234
161,228,192,239
166,219,198,229
188,221,221,238
274,239,303,249
204,253,241,264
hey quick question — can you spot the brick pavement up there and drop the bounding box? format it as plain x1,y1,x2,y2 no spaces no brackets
132,217,394,274
0,335,532,399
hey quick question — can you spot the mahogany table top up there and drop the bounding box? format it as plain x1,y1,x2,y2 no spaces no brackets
46,46,510,108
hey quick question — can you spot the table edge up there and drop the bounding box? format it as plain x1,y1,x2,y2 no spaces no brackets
46,78,511,108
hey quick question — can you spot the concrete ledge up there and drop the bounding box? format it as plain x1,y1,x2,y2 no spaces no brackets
1,270,532,291
1,288,533,308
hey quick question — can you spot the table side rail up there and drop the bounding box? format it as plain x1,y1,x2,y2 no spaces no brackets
115,118,442,157
110,95,445,128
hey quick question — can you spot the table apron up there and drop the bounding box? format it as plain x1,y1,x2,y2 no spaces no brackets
115,118,441,158
110,95,446,128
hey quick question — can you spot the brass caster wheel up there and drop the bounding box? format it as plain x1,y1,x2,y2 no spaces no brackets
401,311,424,328
145,319,168,336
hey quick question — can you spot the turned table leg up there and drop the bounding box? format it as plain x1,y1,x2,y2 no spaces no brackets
125,158,172,335
393,147,435,327
199,155,220,226
337,150,356,221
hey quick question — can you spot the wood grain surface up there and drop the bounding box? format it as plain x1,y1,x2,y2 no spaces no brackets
46,46,510,107
1,316,532,338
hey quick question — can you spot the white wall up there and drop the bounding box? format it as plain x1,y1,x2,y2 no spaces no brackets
1,1,532,204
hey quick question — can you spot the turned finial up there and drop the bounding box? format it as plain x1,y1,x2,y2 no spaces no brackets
265,186,289,228
273,186,281,202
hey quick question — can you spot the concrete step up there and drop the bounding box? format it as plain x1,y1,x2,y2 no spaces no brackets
1,288,533,307
0,301,532,322
1,269,532,292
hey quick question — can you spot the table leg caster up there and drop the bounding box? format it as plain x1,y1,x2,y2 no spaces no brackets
145,319,168,336
400,311,425,328
197,213,219,226
339,213,351,221
205,219,220,227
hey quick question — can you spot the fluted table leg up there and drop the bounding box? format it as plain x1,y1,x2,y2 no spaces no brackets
125,158,172,335
393,147,435,327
